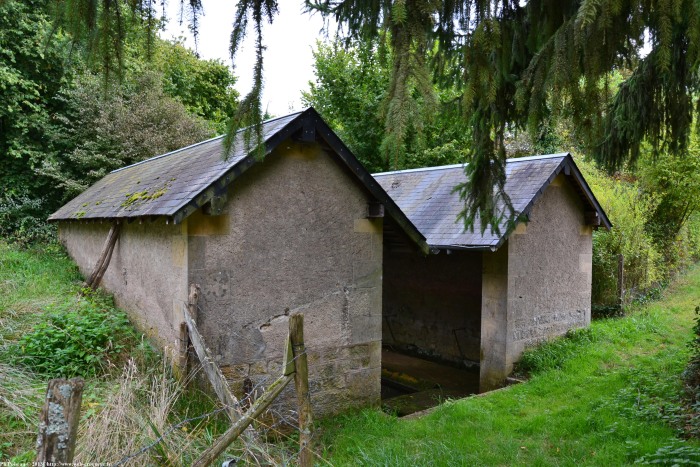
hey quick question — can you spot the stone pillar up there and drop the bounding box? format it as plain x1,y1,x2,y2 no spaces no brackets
479,244,509,392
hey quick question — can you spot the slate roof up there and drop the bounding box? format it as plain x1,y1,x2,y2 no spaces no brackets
50,112,302,222
50,108,429,254
373,153,611,251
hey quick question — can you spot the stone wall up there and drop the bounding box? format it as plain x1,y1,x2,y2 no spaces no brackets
188,139,384,417
57,220,189,352
479,245,509,391
383,250,482,364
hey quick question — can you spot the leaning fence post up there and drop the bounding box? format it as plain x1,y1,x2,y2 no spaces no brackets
289,313,314,467
35,377,84,464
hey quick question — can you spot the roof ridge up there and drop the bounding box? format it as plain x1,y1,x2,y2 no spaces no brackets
372,153,570,177
507,152,570,163
111,111,306,174
373,163,467,177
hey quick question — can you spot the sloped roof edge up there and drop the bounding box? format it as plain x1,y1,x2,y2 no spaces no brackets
310,112,429,255
169,108,428,253
490,153,612,251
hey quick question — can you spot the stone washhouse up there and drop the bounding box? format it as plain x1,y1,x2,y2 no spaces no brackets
50,108,611,416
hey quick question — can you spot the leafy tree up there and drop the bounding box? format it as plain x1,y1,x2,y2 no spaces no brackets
0,0,71,198
40,71,212,200
302,41,392,172
155,39,238,131
639,141,700,263
303,40,470,172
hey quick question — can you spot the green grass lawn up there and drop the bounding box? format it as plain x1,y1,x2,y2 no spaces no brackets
322,265,700,466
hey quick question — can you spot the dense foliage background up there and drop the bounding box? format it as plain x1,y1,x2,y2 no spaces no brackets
0,0,237,244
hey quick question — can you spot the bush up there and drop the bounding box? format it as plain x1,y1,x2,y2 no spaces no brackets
0,194,55,247
9,291,139,377
683,306,700,400
577,157,663,306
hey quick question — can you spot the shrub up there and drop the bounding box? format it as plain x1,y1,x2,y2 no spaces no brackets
683,306,700,400
9,291,139,377
0,194,55,247
577,157,663,306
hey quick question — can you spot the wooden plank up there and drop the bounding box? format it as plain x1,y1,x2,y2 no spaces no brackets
183,304,240,421
35,378,84,464
84,222,120,290
282,334,295,376
289,313,314,467
193,374,294,467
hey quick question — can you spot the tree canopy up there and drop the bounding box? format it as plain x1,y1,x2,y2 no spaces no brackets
302,39,470,173
0,0,237,230
48,0,700,233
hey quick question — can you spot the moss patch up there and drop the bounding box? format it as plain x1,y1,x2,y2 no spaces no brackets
120,182,170,209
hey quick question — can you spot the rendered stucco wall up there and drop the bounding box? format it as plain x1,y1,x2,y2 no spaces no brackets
480,174,592,390
383,251,482,364
188,140,383,417
506,174,592,357
57,220,189,352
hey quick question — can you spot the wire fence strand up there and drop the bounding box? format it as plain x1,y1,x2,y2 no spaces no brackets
110,347,311,467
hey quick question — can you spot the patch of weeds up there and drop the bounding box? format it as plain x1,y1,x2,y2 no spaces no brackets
633,283,667,307
633,440,700,465
8,290,141,377
515,327,596,376
681,305,700,437
589,355,687,442
592,304,623,319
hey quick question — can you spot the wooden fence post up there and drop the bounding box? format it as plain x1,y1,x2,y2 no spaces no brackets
617,254,625,309
35,377,84,464
178,283,201,378
193,374,294,467
289,313,314,467
188,283,200,322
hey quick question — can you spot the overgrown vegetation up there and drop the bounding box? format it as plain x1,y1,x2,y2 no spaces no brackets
8,291,141,378
0,242,306,463
578,151,700,307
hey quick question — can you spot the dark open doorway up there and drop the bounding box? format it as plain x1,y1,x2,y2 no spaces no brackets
380,233,483,415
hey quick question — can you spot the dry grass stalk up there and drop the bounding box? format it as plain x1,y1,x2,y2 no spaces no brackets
75,358,191,465
0,363,42,424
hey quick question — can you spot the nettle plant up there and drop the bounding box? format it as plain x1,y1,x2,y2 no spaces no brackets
11,291,138,377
